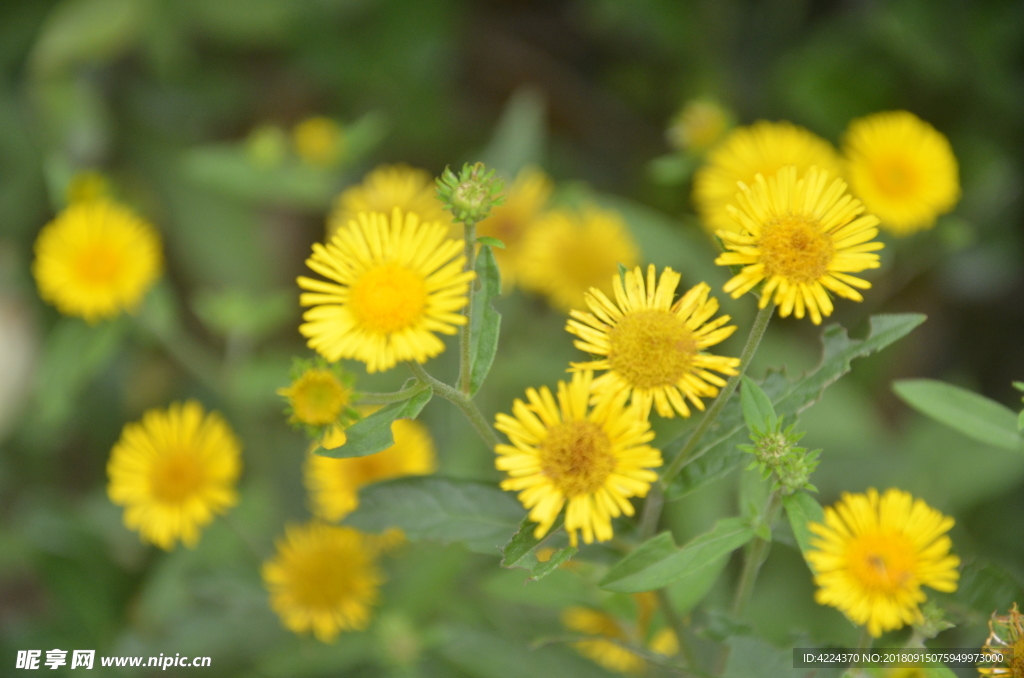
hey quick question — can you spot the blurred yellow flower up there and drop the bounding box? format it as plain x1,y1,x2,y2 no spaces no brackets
33,199,162,323
715,166,883,324
475,167,552,290
293,116,344,168
978,603,1024,678
562,607,646,674
807,488,959,638
66,170,111,204
693,120,842,235
262,522,384,642
328,164,451,239
843,110,960,236
494,371,660,546
306,414,436,521
666,99,730,153
519,206,640,313
567,265,739,419
107,401,241,550
277,362,357,431
297,208,474,373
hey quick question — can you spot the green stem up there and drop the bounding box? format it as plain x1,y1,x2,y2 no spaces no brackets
408,361,499,450
659,302,775,489
638,485,664,541
458,220,478,395
357,384,430,405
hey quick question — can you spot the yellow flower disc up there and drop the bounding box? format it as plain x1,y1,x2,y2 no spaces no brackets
518,207,641,313
667,99,730,153
715,165,884,324
562,607,646,674
293,116,344,168
33,199,163,323
475,167,552,290
807,488,960,638
297,208,475,373
494,371,661,546
843,110,960,236
567,264,739,419
306,416,436,521
693,120,842,235
262,522,384,642
277,367,352,427
327,164,451,240
107,401,241,550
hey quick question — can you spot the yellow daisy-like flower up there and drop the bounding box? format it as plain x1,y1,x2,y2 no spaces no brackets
327,164,451,240
107,401,242,550
475,166,552,290
693,120,843,235
518,206,641,313
33,199,163,323
715,165,884,324
305,415,436,521
262,522,384,643
806,488,960,638
563,607,646,675
494,371,661,546
297,208,475,373
277,362,357,430
843,110,960,236
666,99,730,154
293,116,345,168
978,604,1024,678
567,265,739,419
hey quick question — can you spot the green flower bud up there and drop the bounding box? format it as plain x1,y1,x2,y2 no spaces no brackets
436,162,505,224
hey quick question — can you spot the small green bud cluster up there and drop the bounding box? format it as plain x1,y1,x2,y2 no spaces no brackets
910,600,954,642
436,162,505,224
739,376,820,495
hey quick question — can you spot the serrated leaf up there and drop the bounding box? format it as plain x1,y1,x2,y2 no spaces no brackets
893,379,1024,452
501,514,564,569
666,313,926,499
599,518,755,593
345,477,524,555
740,375,777,433
529,546,577,581
476,236,505,249
316,387,431,458
782,491,824,568
469,245,501,396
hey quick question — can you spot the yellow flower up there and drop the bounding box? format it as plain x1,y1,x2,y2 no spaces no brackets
475,167,552,290
293,116,344,168
567,265,739,419
715,165,884,324
32,199,163,323
562,607,646,674
843,110,960,236
277,361,358,434
494,371,661,546
306,415,436,521
978,603,1024,678
262,522,384,642
666,99,730,153
297,208,475,373
66,170,111,203
807,488,960,638
107,401,241,550
519,207,641,313
693,120,843,235
327,164,451,240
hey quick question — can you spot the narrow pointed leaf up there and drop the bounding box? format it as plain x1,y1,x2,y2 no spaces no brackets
501,514,564,569
529,546,577,581
893,379,1024,452
469,245,501,396
740,375,776,433
316,386,431,458
782,491,824,568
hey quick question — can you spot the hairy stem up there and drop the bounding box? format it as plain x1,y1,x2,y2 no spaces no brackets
408,361,499,450
458,220,478,395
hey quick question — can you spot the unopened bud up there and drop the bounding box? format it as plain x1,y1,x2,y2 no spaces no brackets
436,162,505,224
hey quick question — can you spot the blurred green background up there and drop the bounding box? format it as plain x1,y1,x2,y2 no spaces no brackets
0,0,1022,676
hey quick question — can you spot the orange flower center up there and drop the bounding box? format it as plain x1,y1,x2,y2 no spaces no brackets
287,544,364,610
846,532,917,594
288,370,348,425
349,264,427,334
540,421,615,497
759,216,834,284
870,155,920,199
74,243,123,286
609,310,696,389
151,453,204,504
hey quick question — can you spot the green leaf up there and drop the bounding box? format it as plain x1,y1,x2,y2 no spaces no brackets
667,553,730,614
646,153,697,185
599,518,755,593
939,559,1024,616
893,379,1024,452
192,288,293,339
344,477,524,555
480,87,546,177
529,546,577,581
469,245,502,396
476,236,505,249
667,313,926,499
500,514,564,570
782,491,824,566
722,636,794,678
740,375,777,433
316,387,432,458
31,0,148,76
